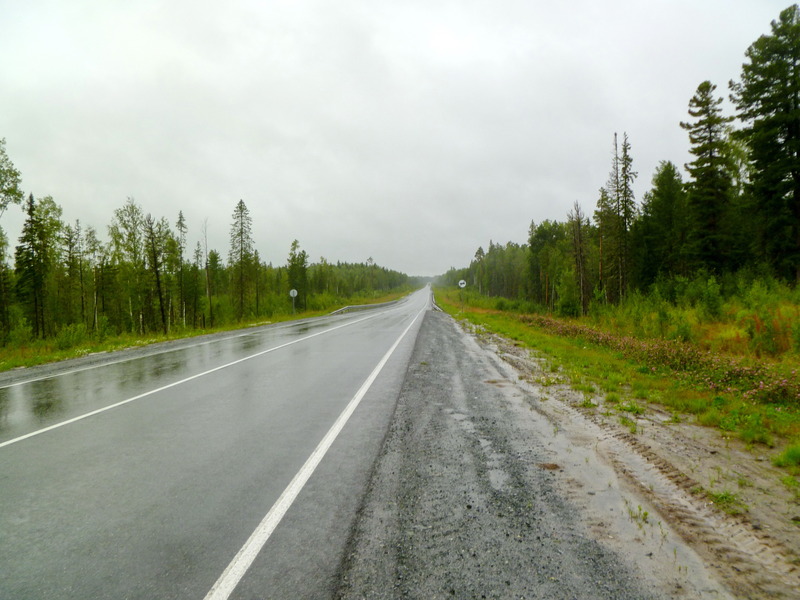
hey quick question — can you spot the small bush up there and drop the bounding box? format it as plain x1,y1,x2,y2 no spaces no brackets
619,400,645,415
94,316,112,342
698,409,722,428
55,323,87,350
8,321,32,346
669,313,695,343
773,444,800,468
740,424,773,447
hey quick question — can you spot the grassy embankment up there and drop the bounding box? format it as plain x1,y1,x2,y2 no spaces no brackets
435,287,800,477
0,289,413,373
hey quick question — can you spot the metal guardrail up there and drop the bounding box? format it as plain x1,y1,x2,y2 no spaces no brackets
328,299,400,315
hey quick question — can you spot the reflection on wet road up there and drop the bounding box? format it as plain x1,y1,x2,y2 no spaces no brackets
0,289,431,600
0,313,375,445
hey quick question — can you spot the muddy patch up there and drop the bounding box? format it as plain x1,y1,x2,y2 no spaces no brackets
479,326,800,600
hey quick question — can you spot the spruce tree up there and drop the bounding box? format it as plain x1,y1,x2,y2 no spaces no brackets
594,133,637,302
680,81,735,273
632,161,688,286
730,5,800,280
228,199,254,321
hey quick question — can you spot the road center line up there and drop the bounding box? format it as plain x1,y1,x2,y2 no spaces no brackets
0,310,386,450
203,305,426,600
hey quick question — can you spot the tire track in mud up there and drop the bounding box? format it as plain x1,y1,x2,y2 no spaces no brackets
337,312,689,600
493,332,800,600
597,427,799,599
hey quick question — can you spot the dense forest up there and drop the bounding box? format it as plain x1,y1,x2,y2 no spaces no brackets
443,5,800,319
0,149,413,344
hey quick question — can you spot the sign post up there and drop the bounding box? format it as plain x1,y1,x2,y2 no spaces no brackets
458,280,466,314
289,289,298,314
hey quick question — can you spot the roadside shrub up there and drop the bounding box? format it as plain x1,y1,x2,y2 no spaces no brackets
8,320,32,346
773,444,800,468
792,320,800,353
698,408,723,428
307,292,337,312
6,306,32,346
55,323,87,350
517,312,800,407
698,276,723,320
94,315,111,342
669,313,695,343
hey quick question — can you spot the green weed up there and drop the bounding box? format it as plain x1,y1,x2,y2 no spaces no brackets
573,383,596,394
780,475,799,490
619,415,637,434
706,490,748,515
619,401,645,415
773,444,800,469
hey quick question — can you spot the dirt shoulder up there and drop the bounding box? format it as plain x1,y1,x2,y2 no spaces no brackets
484,319,800,599
336,311,745,599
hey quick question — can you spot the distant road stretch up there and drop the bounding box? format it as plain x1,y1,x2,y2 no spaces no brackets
0,288,431,599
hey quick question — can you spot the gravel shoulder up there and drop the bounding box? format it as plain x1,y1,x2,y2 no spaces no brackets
336,310,736,599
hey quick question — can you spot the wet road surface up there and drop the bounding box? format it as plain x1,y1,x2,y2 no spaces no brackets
0,289,430,599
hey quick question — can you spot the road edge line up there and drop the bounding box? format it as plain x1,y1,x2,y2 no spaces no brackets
203,305,426,600
0,311,385,450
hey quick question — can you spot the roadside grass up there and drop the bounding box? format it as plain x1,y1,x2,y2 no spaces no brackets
436,288,800,468
0,290,411,372
773,444,800,473
703,489,749,515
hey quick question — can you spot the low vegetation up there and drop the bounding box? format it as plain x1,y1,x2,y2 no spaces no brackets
436,9,800,483
435,287,800,471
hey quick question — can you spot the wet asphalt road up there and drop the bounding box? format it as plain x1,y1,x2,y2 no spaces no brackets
0,289,430,599
337,311,668,600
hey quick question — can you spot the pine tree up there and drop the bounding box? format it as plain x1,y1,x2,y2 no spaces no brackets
61,220,84,326
228,199,254,321
632,161,688,287
594,133,637,302
144,214,170,334
15,195,63,337
617,133,637,296
593,187,613,301
568,201,590,315
730,5,800,280
175,211,187,327
680,81,735,272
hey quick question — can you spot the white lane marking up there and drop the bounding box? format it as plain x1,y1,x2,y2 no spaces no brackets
0,310,390,450
203,305,426,600
0,312,384,391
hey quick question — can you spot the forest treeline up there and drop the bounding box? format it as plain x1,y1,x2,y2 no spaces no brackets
0,149,414,345
443,5,800,319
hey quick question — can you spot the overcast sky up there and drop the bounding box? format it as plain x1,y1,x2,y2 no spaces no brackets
1,0,792,276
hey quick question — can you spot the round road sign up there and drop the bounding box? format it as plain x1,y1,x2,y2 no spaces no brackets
289,289,298,298
458,280,466,289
